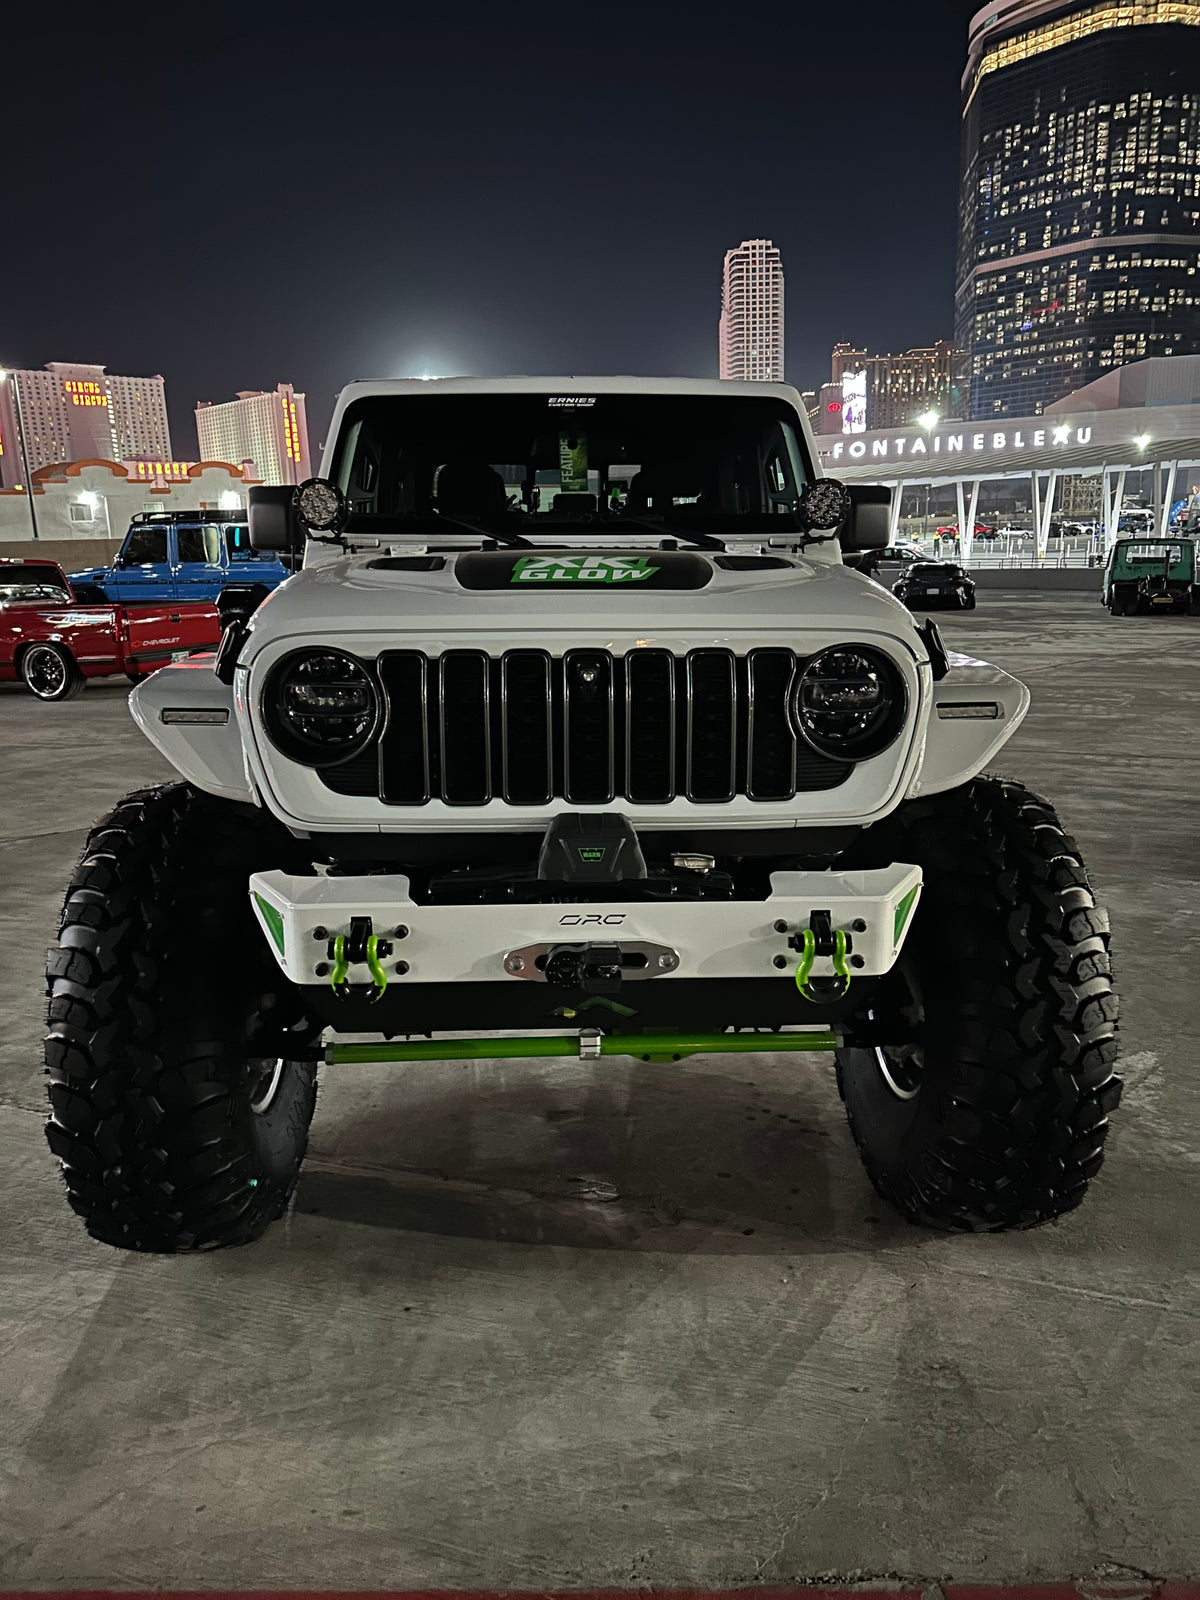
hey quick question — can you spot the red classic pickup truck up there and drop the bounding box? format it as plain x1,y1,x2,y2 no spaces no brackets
0,557,222,700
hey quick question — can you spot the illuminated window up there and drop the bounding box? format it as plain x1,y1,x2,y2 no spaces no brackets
968,1,1200,108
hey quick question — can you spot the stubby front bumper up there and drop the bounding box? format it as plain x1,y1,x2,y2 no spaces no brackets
249,865,922,1035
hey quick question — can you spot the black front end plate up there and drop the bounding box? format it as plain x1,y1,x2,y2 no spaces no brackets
300,975,873,1037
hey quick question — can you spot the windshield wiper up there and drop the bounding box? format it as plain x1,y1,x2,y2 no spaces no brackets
612,517,727,551
402,512,532,549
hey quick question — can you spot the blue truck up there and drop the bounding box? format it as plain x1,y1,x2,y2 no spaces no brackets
69,510,290,604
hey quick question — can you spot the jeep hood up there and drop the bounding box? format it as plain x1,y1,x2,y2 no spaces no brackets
248,549,920,642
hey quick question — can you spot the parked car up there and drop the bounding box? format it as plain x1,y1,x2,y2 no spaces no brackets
1102,537,1200,616
991,525,1031,540
0,557,222,700
892,560,976,610
871,542,927,569
68,510,290,604
935,522,996,541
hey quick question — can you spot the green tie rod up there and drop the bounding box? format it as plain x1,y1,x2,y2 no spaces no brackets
325,1030,838,1065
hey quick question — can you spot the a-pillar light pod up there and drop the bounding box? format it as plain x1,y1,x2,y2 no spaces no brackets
293,477,348,533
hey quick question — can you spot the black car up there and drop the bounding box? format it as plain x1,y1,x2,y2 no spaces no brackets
892,560,976,611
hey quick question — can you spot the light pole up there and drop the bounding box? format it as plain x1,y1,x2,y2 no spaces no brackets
0,368,40,539
917,411,939,544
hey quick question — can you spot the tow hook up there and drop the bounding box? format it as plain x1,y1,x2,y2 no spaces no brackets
788,910,852,1003
328,916,393,1002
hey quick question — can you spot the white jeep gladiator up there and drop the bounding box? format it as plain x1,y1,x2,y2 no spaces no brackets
44,377,1120,1251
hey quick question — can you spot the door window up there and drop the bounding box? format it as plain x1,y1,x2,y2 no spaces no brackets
224,524,262,562
123,527,169,564
177,525,222,563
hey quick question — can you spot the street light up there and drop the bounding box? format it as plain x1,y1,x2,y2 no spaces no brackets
0,367,39,539
915,412,940,542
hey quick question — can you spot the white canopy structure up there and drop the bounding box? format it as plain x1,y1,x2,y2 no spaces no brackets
814,357,1200,566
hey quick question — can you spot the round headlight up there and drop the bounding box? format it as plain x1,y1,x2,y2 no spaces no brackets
791,646,907,761
263,648,381,767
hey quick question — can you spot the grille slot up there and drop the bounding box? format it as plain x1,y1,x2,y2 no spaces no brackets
321,648,854,805
501,651,554,804
439,651,492,804
563,650,616,805
685,650,738,802
625,649,676,803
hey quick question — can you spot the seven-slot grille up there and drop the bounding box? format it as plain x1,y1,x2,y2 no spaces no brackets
319,648,853,806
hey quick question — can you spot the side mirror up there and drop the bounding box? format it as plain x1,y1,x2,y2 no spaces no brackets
248,486,299,552
840,485,891,552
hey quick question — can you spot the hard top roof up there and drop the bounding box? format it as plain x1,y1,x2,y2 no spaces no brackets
333,375,806,404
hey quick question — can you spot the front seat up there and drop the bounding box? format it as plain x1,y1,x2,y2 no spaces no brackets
435,461,508,519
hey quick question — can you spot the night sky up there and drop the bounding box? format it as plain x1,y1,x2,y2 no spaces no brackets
5,0,984,456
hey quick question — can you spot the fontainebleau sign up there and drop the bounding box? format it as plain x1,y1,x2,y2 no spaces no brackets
821,423,1094,463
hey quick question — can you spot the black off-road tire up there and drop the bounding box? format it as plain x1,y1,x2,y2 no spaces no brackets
836,776,1120,1231
962,594,976,610
21,643,85,701
44,782,320,1252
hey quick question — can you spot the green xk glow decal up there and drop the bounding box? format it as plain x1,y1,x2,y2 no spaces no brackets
511,555,660,585
254,894,285,956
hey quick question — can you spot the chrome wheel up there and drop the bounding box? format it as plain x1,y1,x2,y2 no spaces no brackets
874,1044,923,1101
247,1057,285,1114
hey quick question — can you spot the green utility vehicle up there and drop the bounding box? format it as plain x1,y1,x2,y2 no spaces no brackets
1103,537,1200,616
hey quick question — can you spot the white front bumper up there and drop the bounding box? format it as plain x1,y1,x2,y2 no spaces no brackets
249,865,922,988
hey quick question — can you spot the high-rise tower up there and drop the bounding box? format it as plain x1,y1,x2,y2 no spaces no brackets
955,0,1200,418
718,239,785,381
195,383,311,485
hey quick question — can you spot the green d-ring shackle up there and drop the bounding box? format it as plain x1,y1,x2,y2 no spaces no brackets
794,926,852,1003
329,933,388,1000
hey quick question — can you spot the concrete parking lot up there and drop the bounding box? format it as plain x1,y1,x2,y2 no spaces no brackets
1,592,1197,1589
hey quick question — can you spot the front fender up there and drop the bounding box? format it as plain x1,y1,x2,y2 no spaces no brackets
129,659,258,805
907,651,1030,799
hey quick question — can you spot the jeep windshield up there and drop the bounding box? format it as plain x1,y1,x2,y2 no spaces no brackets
331,393,812,538
0,566,72,602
